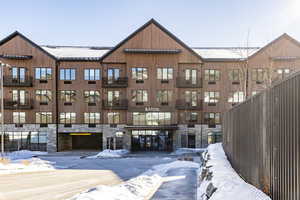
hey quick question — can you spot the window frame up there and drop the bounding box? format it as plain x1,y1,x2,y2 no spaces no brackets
36,112,52,124
84,69,100,80
60,68,76,80
204,69,220,81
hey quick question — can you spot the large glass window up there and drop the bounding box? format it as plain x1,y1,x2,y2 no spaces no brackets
36,90,52,103
11,67,26,82
36,112,52,123
84,69,100,80
132,112,171,125
108,68,120,79
228,91,244,103
84,112,100,124
252,68,266,82
204,113,221,124
276,68,291,79
84,90,100,103
185,91,198,106
108,112,120,124
13,112,26,123
60,69,76,80
204,92,220,103
157,68,173,80
204,69,220,81
228,69,241,81
12,90,26,104
60,90,76,102
132,67,148,80
132,90,148,103
59,112,76,124
185,69,197,84
108,91,120,102
156,90,172,104
186,112,198,122
35,68,52,80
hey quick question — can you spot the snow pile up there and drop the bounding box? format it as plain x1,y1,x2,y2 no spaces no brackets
198,143,271,200
87,149,129,158
4,150,47,160
69,175,162,200
172,148,205,155
0,158,55,174
143,160,200,176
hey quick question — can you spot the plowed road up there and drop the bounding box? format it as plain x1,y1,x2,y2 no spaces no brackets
0,170,122,200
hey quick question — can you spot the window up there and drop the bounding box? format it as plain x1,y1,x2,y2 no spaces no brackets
108,68,120,79
132,68,148,80
228,69,241,81
84,91,100,103
252,68,266,82
132,112,171,125
276,68,291,79
36,90,52,103
35,68,52,80
185,69,197,84
60,69,76,80
13,112,26,124
108,91,120,102
11,67,25,81
228,91,244,103
204,92,220,103
186,112,198,122
252,91,258,96
185,91,198,106
84,69,100,80
157,68,173,80
204,113,221,124
36,112,52,123
157,90,172,104
59,112,76,124
12,90,26,104
108,112,120,124
132,90,148,103
84,112,100,124
204,69,220,81
60,90,76,102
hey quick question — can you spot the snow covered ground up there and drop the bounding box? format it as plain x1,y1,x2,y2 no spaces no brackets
171,148,205,155
0,150,54,174
69,160,200,200
198,143,271,200
87,149,129,158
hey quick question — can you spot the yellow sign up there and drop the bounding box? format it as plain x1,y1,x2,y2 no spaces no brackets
69,133,92,136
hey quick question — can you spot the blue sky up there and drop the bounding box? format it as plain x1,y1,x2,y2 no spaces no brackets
0,0,299,47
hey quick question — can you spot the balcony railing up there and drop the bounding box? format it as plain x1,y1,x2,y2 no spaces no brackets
4,99,34,110
102,77,128,88
176,77,202,88
175,99,203,110
3,76,33,87
102,99,128,110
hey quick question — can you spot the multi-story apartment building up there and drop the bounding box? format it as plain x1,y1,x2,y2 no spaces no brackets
1,19,300,152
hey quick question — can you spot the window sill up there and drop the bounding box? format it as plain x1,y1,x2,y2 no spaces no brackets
40,102,48,105
136,80,144,84
161,80,169,83
208,81,216,84
64,81,72,84
64,102,72,106
88,102,96,106
64,124,72,128
39,80,48,83
40,124,48,128
88,81,96,84
208,103,217,106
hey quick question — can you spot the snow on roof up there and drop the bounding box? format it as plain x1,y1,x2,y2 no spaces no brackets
192,47,260,60
41,45,260,61
41,46,111,59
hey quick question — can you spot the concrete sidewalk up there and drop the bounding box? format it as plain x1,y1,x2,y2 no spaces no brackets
0,170,122,200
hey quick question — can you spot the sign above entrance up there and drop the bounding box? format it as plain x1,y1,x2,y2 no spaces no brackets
145,107,160,112
70,133,92,136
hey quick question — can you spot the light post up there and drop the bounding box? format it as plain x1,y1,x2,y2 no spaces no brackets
0,61,10,158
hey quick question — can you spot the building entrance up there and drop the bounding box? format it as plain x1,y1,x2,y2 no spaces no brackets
131,130,173,151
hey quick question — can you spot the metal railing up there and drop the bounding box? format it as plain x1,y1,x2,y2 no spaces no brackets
4,99,34,109
102,99,128,110
176,77,202,88
3,76,33,87
222,71,300,200
102,77,128,88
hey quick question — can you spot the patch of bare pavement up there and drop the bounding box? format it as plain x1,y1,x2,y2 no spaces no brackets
0,170,122,200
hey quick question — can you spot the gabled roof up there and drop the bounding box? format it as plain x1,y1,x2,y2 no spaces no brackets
248,33,300,59
0,31,57,60
100,18,203,61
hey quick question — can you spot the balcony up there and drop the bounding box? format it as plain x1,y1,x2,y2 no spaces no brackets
176,77,202,88
102,99,128,110
175,99,203,110
3,76,33,87
102,77,128,88
4,99,34,110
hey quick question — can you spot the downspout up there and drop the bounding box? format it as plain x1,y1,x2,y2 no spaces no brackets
55,60,59,152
